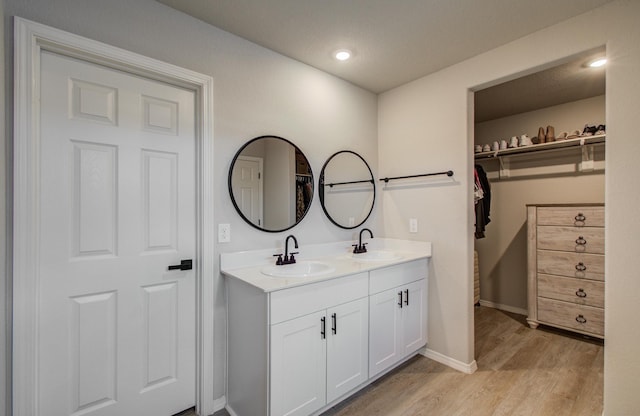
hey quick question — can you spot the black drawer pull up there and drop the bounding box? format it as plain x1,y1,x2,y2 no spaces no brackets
576,315,587,324
575,213,586,222
404,289,409,306
321,317,326,339
398,291,403,308
575,262,587,271
576,288,587,298
575,236,587,245
331,313,337,335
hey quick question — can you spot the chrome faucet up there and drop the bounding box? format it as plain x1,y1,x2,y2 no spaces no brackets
353,228,373,254
274,234,299,265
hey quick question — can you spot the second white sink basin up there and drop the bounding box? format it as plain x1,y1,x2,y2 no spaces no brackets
261,261,336,278
350,250,402,262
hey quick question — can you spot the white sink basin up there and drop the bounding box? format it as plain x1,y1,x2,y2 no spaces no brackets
350,250,402,262
261,261,336,278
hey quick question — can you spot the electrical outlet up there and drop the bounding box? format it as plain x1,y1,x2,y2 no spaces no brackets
218,223,231,243
409,218,418,233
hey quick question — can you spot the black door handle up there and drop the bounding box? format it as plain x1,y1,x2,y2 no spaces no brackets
331,313,337,335
168,259,193,271
321,317,326,339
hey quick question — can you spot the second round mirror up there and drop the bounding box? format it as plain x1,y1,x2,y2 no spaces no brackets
319,150,375,229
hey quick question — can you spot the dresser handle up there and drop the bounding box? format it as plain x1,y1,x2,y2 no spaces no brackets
576,288,587,298
575,213,586,222
575,236,587,245
575,262,587,271
576,315,587,324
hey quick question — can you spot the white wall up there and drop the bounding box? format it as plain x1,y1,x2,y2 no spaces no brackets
2,0,380,408
379,1,640,414
474,96,605,311
1,0,8,414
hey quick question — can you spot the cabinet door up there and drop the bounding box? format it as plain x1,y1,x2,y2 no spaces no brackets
401,279,427,355
369,287,402,377
326,297,369,403
270,311,327,416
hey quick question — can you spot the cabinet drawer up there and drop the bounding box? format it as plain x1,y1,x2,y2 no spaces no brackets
369,260,427,294
538,274,604,308
270,273,368,324
537,206,604,227
537,250,604,281
537,226,604,254
537,297,604,337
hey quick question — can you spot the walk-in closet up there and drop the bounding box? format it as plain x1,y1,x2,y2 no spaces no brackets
472,47,606,337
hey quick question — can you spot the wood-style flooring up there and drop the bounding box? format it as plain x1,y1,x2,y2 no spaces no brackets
202,305,604,416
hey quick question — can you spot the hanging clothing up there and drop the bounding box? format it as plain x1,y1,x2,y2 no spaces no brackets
474,164,491,239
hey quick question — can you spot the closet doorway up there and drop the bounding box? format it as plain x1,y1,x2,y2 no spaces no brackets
471,47,606,343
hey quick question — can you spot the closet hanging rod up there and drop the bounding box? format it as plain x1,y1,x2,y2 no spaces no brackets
379,170,454,183
323,179,374,188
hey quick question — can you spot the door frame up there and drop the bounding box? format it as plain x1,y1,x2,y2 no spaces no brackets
12,17,215,416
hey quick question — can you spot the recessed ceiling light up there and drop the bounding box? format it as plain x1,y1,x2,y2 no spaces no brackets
334,49,352,61
588,58,607,68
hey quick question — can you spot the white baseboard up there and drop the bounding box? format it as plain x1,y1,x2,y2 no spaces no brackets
421,348,478,374
479,299,527,316
211,396,227,415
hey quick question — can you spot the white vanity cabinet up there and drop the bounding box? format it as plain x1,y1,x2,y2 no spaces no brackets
369,260,427,377
224,243,430,416
270,296,369,416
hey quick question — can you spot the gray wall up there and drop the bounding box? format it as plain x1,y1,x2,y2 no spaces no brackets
378,1,640,414
1,0,8,413
2,0,379,409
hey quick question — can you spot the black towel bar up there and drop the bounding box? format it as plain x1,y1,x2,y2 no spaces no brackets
379,170,453,183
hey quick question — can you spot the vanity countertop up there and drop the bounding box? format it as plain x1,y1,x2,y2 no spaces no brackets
221,238,432,292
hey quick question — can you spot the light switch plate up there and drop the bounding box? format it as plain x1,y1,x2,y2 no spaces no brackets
409,218,418,233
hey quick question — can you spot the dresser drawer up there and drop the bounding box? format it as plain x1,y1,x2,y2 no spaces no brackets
537,250,604,281
537,297,604,337
537,226,604,254
538,274,604,308
537,206,604,227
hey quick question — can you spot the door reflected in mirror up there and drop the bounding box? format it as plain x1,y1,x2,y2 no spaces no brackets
229,136,313,232
319,150,375,229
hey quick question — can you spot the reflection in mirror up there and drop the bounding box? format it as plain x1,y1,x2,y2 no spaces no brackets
229,135,313,232
319,150,375,229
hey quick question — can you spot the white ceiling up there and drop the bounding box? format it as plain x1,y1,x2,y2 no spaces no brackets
156,0,610,119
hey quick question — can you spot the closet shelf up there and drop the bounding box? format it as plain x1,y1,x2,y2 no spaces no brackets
474,134,605,160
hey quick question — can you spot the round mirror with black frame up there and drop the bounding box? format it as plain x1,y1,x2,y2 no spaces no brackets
228,135,314,232
319,150,375,229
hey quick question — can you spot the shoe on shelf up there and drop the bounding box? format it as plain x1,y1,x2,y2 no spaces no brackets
519,134,532,146
582,124,596,136
556,132,567,141
545,125,555,142
482,144,491,152
595,124,606,135
567,130,581,139
537,126,545,144
509,136,518,148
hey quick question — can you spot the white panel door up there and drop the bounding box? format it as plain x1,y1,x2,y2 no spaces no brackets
38,51,196,416
326,297,369,403
401,280,427,355
270,311,327,416
368,288,403,377
231,156,263,226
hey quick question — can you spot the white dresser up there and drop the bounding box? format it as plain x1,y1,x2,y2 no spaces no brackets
526,204,605,338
